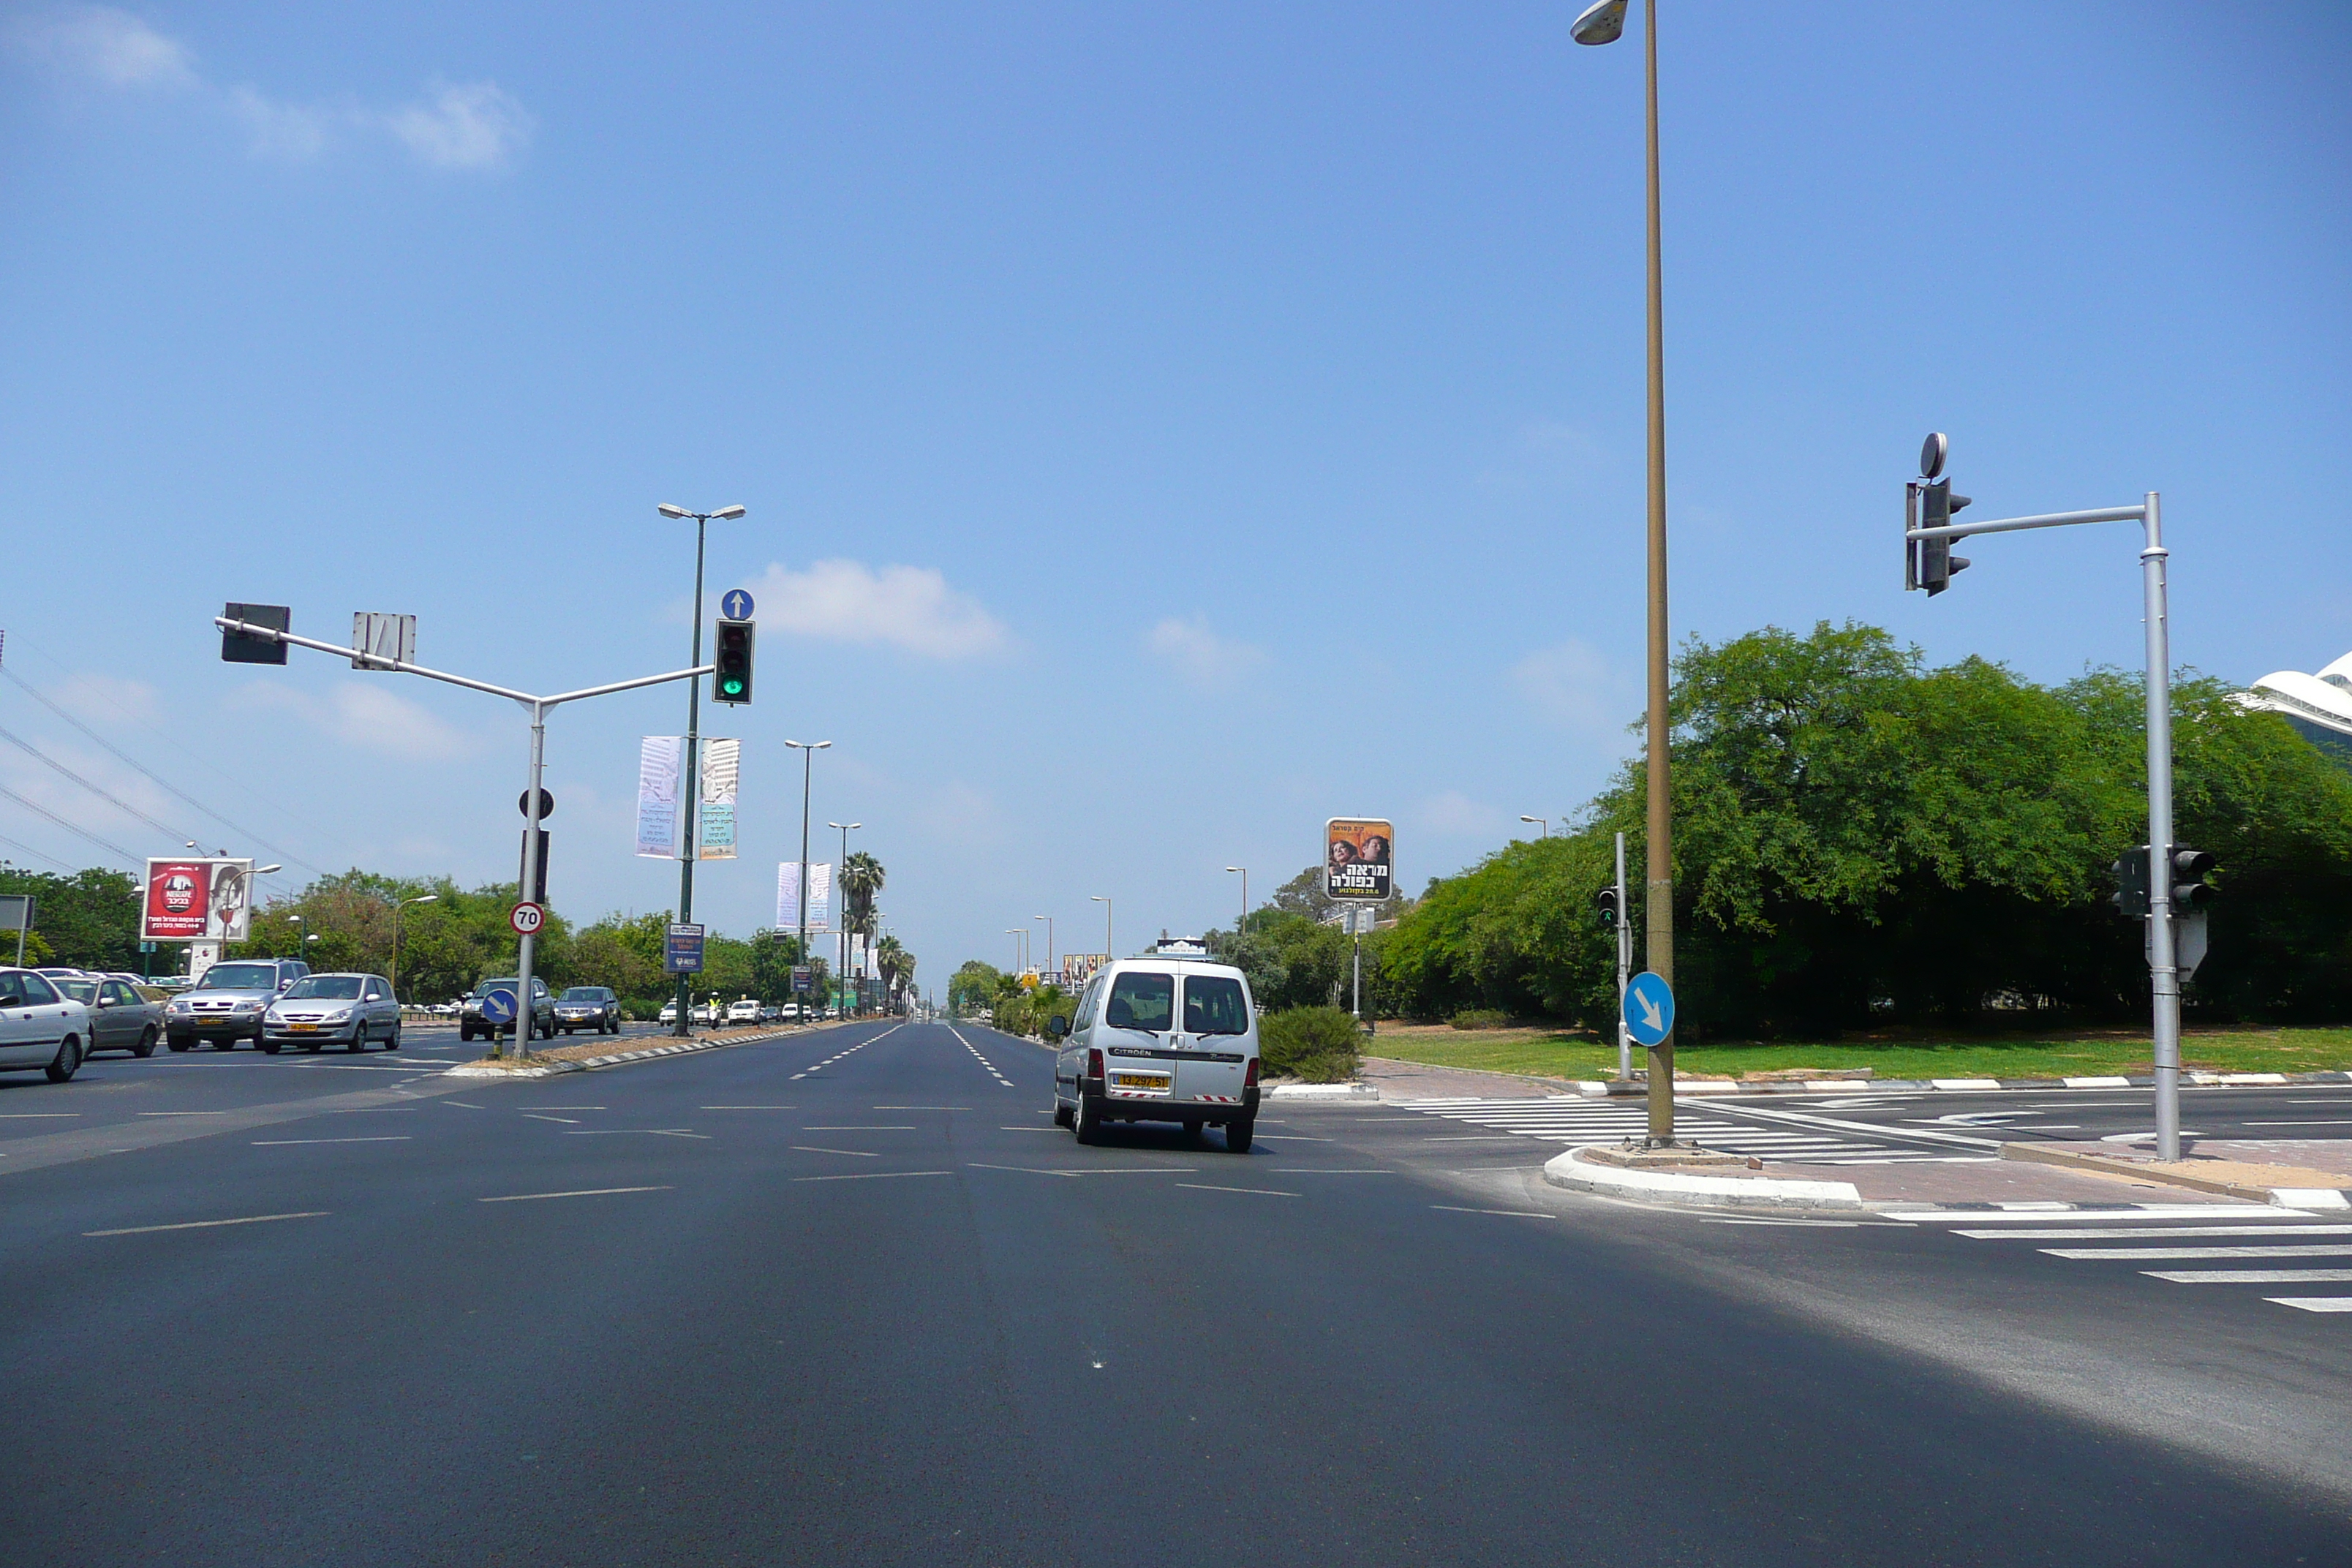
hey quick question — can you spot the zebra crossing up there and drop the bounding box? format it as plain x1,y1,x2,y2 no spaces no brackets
1908,1208,2352,1316
1397,1096,1988,1165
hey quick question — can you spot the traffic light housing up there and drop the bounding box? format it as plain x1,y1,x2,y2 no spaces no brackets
1912,479,1972,595
712,618,754,705
2170,847,2216,911
221,603,290,665
1594,887,1619,929
2109,848,2151,919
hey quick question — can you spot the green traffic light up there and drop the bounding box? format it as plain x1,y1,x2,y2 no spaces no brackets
721,677,745,696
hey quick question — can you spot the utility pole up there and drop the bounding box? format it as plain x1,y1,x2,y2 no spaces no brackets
657,503,745,1035
787,741,831,998
829,821,859,1016
1092,894,1112,960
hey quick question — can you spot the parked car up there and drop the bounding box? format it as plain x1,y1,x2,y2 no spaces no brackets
164,959,310,1052
0,965,90,1082
263,973,403,1053
725,997,762,1025
459,976,555,1042
658,1000,679,1026
1050,949,1261,1152
52,976,164,1058
554,986,622,1035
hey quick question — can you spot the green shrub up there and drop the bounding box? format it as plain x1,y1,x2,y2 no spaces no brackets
1259,1006,1362,1082
1450,1008,1512,1030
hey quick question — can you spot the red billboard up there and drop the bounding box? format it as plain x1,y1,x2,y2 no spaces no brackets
142,858,255,942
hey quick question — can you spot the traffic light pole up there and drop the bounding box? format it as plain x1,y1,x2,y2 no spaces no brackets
211,614,711,1060
1615,830,1633,1082
1905,491,2183,1159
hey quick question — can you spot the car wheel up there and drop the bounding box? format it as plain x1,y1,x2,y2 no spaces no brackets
1225,1117,1254,1155
1073,1094,1100,1146
258,1038,282,1055
347,1024,366,1052
385,1024,400,1051
133,1027,158,1059
45,1035,82,1084
167,1034,192,1052
1053,1101,1074,1130
459,1024,474,1043
1182,1117,1205,1141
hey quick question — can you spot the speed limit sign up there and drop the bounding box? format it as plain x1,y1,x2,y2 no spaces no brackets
509,901,546,936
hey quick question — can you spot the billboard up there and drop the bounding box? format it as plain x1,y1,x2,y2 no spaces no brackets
142,857,256,942
698,739,739,861
635,736,682,858
1323,818,1392,902
775,862,834,933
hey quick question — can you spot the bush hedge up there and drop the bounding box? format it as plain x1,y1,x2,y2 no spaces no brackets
1259,1006,1362,1082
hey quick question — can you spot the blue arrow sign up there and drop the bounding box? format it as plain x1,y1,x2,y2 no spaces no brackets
481,987,518,1026
1622,971,1675,1047
720,589,755,622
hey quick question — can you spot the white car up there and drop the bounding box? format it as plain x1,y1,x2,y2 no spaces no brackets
1050,944,1260,1151
0,966,91,1082
658,1000,679,1025
725,998,762,1025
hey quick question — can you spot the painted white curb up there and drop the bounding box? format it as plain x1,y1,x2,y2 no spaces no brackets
2271,1188,2351,1210
1542,1145,1863,1213
1269,1082,1380,1100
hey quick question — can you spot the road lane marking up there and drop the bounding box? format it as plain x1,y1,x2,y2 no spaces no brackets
1958,1225,2352,1240
0,1113,79,1118
803,1126,916,1131
2044,1244,2352,1259
1272,1168,1394,1174
702,1105,796,1110
968,1162,1078,1177
875,1106,968,1111
2269,1297,2352,1312
252,1137,413,1146
523,1114,580,1124
1000,1126,1063,1132
443,1101,485,1109
1431,1205,1556,1219
86,1210,328,1237
137,1111,224,1117
790,1170,951,1183
524,1105,606,1110
561,1128,711,1139
2244,1120,2352,1126
480,1186,674,1202
1174,1183,1298,1197
2144,1268,2352,1284
791,1145,881,1157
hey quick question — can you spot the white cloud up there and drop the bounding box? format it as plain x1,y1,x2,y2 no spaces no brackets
1145,617,1264,687
235,681,469,761
387,80,533,170
1422,790,1505,838
229,85,336,161
1510,638,1633,736
15,6,196,88
747,559,1009,659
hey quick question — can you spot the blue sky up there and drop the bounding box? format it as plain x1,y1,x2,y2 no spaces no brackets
3,1,2347,986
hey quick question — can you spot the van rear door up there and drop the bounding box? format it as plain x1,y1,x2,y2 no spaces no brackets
1100,969,1177,1100
1172,973,1252,1104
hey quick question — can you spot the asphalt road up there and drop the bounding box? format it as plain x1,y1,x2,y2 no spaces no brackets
4,1020,2347,1564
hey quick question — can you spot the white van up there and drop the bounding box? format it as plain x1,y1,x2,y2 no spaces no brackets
1047,944,1261,1151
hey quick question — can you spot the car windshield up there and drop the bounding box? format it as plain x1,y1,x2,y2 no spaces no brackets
200,963,281,991
561,988,603,1001
282,977,363,1000
1183,976,1250,1036
1104,971,1175,1032
473,979,519,997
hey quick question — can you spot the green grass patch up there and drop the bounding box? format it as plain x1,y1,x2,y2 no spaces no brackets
1367,1022,2352,1082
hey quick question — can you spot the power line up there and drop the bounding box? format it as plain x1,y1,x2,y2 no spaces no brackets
0,783,144,868
0,721,195,845
0,831,78,874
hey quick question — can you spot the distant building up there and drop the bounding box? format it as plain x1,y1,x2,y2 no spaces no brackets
2241,651,2352,763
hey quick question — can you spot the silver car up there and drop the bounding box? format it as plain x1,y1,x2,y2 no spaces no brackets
53,976,164,1058
262,973,403,1054
165,959,310,1051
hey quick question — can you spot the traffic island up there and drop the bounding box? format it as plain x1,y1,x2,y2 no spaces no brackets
2001,1140,2352,1209
1544,1142,1865,1213
443,1021,830,1079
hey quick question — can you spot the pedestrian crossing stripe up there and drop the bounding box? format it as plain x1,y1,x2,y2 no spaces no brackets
1953,1219,2352,1318
1392,1098,1988,1166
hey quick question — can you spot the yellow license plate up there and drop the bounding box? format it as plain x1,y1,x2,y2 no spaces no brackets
289,1023,317,1033
1110,1072,1170,1090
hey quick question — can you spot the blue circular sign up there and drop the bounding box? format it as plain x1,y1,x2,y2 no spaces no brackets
721,589,755,622
1622,971,1676,1047
481,987,519,1025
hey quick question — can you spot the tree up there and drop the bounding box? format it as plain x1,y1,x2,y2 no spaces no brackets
0,866,140,972
840,851,885,1008
949,960,1001,1015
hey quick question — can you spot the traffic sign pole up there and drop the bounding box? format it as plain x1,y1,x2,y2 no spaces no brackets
513,707,548,1057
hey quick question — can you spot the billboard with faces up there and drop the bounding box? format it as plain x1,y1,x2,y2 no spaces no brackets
1323,818,1392,902
142,858,256,942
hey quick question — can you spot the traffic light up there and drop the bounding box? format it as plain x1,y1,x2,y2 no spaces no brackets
1915,478,1972,595
2170,847,2216,911
2109,847,2150,919
712,618,755,705
1594,887,1619,929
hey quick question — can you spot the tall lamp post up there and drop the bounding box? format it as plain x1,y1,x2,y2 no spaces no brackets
785,741,831,1002
1225,865,1247,931
1520,815,1550,839
1006,929,1025,975
1091,894,1111,960
391,893,437,1003
657,501,747,1036
1033,914,1054,983
1573,0,1677,1145
828,821,859,1016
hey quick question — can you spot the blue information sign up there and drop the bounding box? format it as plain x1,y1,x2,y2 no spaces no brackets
720,589,755,622
665,922,706,974
481,987,519,1026
1622,971,1676,1047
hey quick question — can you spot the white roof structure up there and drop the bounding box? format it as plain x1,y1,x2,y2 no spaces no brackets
2242,651,2352,740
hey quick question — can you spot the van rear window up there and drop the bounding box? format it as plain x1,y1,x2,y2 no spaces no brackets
1183,976,1249,1036
1104,972,1173,1031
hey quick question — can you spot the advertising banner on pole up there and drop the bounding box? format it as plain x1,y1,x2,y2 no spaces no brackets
635,736,682,858
698,739,739,861
774,861,834,932
141,857,256,941
805,861,832,934
664,922,706,973
1323,818,1393,902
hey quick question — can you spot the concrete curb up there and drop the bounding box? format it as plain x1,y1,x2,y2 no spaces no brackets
1542,1145,1863,1213
1269,1082,1381,1100
1569,1069,2352,1098
1999,1141,2352,1210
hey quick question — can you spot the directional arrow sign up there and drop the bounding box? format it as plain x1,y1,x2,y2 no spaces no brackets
1622,970,1675,1047
480,987,518,1026
720,589,755,622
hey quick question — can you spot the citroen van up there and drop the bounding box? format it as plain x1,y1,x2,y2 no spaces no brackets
1048,941,1261,1151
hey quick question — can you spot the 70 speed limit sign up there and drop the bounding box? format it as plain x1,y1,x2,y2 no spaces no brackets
509,901,546,936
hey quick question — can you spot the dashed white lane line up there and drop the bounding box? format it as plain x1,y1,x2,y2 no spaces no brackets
791,1145,881,1158
1174,1183,1298,1198
946,1025,1018,1089
562,1128,712,1139
522,1114,581,1124
137,1111,225,1117
0,1113,78,1118
252,1136,412,1146
790,1169,951,1183
703,1105,797,1110
875,1105,968,1111
2144,1268,2352,1284
1431,1205,1557,1220
443,1101,485,1109
86,1210,328,1237
480,1186,674,1203
2045,1245,2352,1261
804,1126,916,1131
2271,1297,2352,1312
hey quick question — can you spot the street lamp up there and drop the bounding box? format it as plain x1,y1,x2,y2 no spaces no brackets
828,821,859,1016
1520,815,1549,839
786,741,832,1005
1006,929,1025,974
1090,894,1111,960
658,501,747,1036
1225,866,1247,931
391,893,437,1003
1033,915,1053,981
1575,0,1678,1146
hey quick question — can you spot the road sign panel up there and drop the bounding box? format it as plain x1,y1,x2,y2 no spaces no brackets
665,922,706,974
481,987,518,1025
792,964,813,994
509,901,546,936
720,589,755,622
517,789,555,819
1623,971,1675,1047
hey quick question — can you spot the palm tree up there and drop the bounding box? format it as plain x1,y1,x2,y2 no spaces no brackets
875,935,912,1011
840,853,884,1011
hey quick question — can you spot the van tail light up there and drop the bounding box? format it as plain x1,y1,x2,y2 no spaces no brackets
1243,1058,1260,1088
1087,1048,1104,1079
